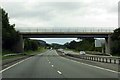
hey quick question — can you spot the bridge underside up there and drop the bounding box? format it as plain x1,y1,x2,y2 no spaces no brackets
21,32,111,38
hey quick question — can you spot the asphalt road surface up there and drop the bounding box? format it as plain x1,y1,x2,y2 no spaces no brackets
2,50,119,78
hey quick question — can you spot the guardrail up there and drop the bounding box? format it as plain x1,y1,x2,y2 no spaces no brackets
79,55,120,64
57,50,120,64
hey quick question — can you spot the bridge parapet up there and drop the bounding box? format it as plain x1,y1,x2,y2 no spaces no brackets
15,27,115,33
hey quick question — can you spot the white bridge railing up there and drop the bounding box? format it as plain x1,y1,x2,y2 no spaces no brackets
15,27,116,33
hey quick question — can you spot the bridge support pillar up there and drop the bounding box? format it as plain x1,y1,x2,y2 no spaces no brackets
102,47,104,54
105,35,111,55
13,35,24,53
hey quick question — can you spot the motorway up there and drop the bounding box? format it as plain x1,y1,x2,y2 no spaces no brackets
2,50,119,78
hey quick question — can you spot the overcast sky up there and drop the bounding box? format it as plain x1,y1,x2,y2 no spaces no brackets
0,0,119,44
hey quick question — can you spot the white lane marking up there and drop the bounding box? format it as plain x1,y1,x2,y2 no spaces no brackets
55,51,59,55
51,65,54,67
60,56,119,74
57,71,62,75
81,62,119,74
47,57,50,63
0,57,32,73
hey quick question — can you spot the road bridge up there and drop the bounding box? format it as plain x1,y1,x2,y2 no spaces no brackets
15,27,115,55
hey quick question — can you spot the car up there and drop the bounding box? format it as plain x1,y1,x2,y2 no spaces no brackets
79,51,86,55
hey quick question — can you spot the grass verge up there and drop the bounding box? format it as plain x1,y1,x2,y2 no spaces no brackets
2,47,46,60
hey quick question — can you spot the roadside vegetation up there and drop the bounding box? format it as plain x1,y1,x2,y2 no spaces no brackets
2,8,20,52
111,27,120,56
2,8,47,59
64,38,100,51
24,39,40,51
3,47,46,60
23,47,46,55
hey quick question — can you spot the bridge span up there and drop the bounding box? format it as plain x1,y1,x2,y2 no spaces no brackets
15,27,115,55
20,32,112,38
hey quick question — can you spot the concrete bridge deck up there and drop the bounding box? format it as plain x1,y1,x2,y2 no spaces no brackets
20,32,113,38
16,27,114,38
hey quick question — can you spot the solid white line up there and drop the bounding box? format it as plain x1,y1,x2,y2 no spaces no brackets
55,50,59,56
51,65,54,67
60,56,119,74
57,71,62,75
0,57,32,73
82,62,119,74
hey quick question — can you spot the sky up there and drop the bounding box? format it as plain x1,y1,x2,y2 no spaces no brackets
31,38,80,44
0,0,119,44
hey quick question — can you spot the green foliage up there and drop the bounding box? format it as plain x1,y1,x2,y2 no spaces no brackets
24,39,39,51
51,43,65,49
2,8,20,51
112,28,120,41
111,28,120,55
2,8,46,53
64,38,95,51
111,40,120,55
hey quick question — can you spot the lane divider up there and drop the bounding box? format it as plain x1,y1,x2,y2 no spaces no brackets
46,52,64,76
47,56,63,75
57,71,62,75
51,65,54,67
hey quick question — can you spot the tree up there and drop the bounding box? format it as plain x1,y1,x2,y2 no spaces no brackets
111,28,120,55
24,39,39,51
2,8,20,51
64,38,95,51
51,43,65,49
112,28,120,41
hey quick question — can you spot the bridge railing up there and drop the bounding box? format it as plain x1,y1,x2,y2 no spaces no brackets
15,27,116,33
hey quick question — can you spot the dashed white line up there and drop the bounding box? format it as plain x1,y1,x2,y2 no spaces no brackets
57,71,62,75
51,65,54,67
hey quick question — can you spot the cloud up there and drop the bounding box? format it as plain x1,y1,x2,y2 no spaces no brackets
0,0,119,29
1,0,119,44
